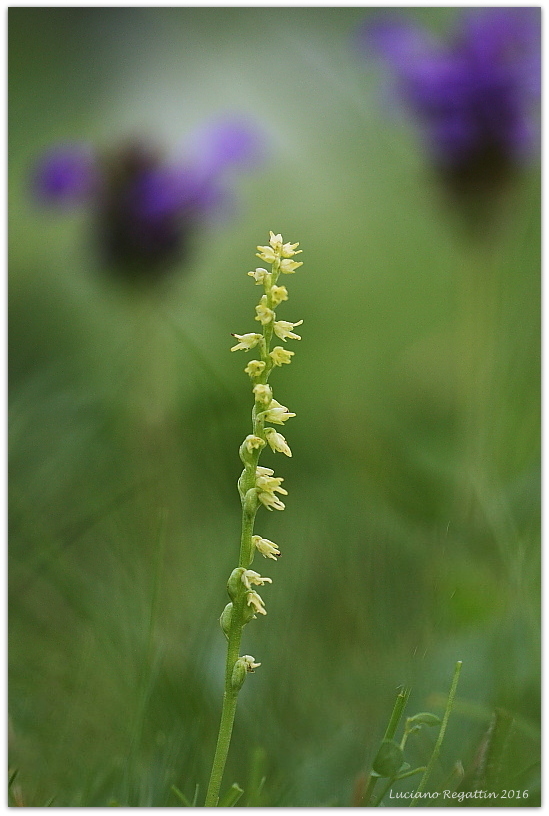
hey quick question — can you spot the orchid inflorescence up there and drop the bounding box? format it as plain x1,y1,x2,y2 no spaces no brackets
205,231,303,806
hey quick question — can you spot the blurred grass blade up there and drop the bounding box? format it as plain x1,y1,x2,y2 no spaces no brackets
191,784,200,807
218,783,244,807
170,785,191,806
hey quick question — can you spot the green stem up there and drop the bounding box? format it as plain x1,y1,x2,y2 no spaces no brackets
361,687,410,806
409,661,462,806
204,505,256,806
205,250,283,806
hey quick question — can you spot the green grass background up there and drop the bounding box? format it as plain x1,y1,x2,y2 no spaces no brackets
9,7,540,806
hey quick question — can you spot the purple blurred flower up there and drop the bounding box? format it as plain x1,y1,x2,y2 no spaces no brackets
358,8,540,194
33,144,98,204
33,118,265,280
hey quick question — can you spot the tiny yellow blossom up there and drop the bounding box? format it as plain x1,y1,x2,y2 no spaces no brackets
256,470,288,496
247,590,267,615
242,434,265,454
258,491,286,511
252,535,281,560
270,346,295,367
241,655,261,672
241,569,272,591
269,231,284,251
248,267,269,284
281,241,302,258
274,320,303,342
231,333,262,352
244,359,266,378
253,383,273,405
265,427,292,457
264,399,296,424
256,245,277,264
271,285,288,307
255,295,275,326
279,258,303,274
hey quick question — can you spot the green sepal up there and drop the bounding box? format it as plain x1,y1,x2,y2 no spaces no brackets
227,568,245,601
231,659,247,691
220,603,233,639
372,740,405,778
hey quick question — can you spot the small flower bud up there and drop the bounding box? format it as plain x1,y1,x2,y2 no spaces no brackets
253,383,272,405
255,295,275,326
270,285,288,307
227,567,246,601
220,602,233,638
265,427,292,457
269,231,283,252
244,359,266,378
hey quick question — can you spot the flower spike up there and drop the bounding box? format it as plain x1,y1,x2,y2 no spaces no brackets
208,232,304,807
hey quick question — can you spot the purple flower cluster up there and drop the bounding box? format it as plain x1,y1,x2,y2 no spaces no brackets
33,118,264,280
359,8,540,194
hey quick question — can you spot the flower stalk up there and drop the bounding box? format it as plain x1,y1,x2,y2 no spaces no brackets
205,232,303,806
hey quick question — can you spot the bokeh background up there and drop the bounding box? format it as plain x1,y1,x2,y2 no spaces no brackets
9,7,540,807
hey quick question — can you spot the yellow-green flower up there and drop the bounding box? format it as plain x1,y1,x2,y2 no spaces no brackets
256,245,277,264
231,332,262,352
252,535,281,560
279,258,303,274
265,427,292,457
281,240,302,258
253,383,273,405
242,434,265,454
255,295,275,325
241,655,261,672
270,346,295,367
248,267,269,284
241,569,272,590
274,319,303,342
244,359,266,378
271,285,288,307
246,590,267,615
264,399,296,423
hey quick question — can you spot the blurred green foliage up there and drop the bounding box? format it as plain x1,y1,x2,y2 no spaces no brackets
9,8,539,806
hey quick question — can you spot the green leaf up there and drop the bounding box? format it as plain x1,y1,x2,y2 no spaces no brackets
407,712,442,727
372,740,404,778
218,783,244,807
